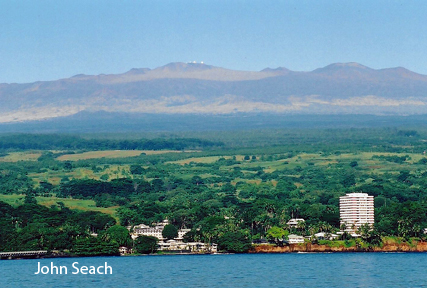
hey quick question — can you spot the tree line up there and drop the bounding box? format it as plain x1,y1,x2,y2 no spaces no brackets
0,200,118,255
0,134,224,151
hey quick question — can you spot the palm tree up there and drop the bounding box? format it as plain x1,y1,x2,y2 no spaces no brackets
307,225,317,240
296,220,306,236
351,223,357,233
357,223,372,242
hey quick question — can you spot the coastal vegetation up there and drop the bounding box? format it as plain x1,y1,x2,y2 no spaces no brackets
1,128,427,255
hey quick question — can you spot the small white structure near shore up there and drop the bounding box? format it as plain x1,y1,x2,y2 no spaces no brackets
158,240,217,253
313,232,339,240
287,234,305,244
119,246,132,255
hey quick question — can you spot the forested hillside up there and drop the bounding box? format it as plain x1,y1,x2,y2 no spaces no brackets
1,128,427,254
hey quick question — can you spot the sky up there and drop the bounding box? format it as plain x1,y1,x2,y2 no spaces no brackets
0,0,426,83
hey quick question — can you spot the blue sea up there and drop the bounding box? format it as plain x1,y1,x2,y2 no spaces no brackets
1,253,426,287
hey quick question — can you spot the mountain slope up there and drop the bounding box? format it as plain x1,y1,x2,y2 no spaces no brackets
1,62,427,122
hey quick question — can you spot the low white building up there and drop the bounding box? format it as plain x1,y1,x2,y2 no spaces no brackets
158,240,217,253
336,231,360,238
287,234,305,244
130,220,190,241
313,232,339,240
286,218,305,227
128,220,217,253
119,246,131,255
133,224,163,240
187,242,218,253
178,229,191,240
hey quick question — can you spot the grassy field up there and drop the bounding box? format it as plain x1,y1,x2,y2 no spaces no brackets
1,148,426,229
29,164,132,185
167,151,426,176
0,152,42,162
6,149,427,212
0,194,118,219
0,149,201,162
21,150,427,188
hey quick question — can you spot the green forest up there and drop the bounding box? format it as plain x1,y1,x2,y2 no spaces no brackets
1,128,427,255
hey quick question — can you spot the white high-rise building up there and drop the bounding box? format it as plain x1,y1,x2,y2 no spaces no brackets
340,193,374,232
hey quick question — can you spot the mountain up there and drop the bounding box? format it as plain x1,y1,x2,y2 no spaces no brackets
1,62,427,123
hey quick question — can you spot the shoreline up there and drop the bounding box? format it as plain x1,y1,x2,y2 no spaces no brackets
250,240,427,253
4,246,427,260
4,238,427,260
0,251,217,260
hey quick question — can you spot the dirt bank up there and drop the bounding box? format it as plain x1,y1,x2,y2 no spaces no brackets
250,240,427,253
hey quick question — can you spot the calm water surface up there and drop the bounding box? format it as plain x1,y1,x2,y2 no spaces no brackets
1,253,427,287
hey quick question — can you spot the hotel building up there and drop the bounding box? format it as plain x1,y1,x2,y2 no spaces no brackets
339,193,374,232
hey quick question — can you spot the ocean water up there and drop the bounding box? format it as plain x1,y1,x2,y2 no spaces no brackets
1,253,427,287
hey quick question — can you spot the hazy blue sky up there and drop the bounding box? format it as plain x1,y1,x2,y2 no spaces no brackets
0,0,426,83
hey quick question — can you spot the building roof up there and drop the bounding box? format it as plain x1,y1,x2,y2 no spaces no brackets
132,224,150,229
314,232,339,238
288,234,304,238
287,218,305,225
342,193,372,198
